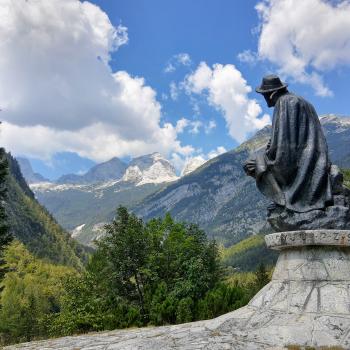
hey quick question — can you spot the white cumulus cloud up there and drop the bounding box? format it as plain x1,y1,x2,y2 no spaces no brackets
184,62,270,143
164,63,176,73
255,0,350,96
0,0,190,162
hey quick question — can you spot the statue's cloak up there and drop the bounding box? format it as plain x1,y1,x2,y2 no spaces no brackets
255,92,333,213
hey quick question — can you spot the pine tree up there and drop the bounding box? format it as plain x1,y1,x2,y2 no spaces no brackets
0,147,12,253
0,120,13,279
98,206,150,320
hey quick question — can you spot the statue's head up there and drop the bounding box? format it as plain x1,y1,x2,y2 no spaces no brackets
256,75,288,108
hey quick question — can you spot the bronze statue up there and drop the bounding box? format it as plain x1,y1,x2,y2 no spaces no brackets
244,75,333,213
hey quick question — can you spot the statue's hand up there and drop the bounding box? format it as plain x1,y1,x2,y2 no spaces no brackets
243,159,256,178
266,139,271,151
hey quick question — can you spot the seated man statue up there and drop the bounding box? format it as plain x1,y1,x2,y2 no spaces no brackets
244,74,333,213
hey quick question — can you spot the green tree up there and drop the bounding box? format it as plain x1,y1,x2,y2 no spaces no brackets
148,282,177,325
0,148,11,249
252,263,270,292
54,207,224,334
196,283,249,320
145,214,221,301
0,147,12,281
98,206,150,320
0,241,76,345
176,297,193,324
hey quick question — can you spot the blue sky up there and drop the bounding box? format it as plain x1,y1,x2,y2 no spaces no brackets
1,0,350,180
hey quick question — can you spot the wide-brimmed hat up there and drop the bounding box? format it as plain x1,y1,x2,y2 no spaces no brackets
256,75,288,93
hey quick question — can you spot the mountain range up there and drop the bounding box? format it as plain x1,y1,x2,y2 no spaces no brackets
19,115,350,247
26,153,178,245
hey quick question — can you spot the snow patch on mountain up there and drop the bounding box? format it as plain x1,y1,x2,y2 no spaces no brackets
93,222,108,242
320,114,350,133
30,182,89,192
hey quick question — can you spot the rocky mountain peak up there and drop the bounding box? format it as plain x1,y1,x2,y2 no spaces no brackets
122,165,143,183
123,153,178,185
320,114,350,134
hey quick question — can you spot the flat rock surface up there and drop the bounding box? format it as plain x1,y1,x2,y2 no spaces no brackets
4,314,288,350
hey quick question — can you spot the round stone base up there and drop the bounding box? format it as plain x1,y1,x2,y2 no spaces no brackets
210,235,350,348
266,229,350,250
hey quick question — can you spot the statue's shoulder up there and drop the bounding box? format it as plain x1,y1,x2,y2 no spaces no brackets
277,93,306,108
279,92,299,102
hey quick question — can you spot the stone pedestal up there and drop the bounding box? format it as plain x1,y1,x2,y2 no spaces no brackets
233,229,350,348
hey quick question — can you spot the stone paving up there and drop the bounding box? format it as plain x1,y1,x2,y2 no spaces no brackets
4,315,287,350
6,230,350,350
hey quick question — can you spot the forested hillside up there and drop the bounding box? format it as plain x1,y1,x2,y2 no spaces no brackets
221,235,278,271
4,153,88,268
